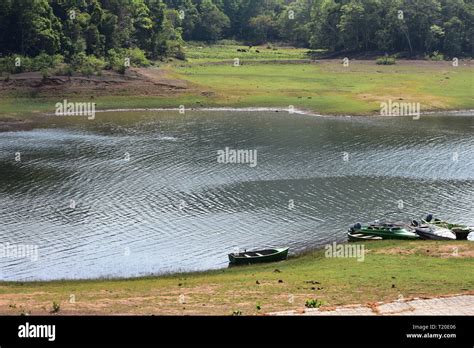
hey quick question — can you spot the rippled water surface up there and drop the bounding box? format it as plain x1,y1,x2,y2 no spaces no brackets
0,111,473,280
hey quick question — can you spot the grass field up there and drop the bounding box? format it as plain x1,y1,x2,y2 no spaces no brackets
182,43,311,63
1,241,473,315
172,59,473,114
1,45,472,119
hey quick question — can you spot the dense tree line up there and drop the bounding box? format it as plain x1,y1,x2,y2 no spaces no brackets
0,0,472,70
0,0,183,59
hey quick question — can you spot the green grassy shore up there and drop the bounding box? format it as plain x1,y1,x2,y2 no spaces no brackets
1,241,473,315
0,45,472,119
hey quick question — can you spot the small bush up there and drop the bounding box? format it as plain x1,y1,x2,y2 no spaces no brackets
65,65,74,76
0,56,31,74
0,54,63,74
71,53,106,75
117,64,126,75
106,48,150,72
31,53,64,71
305,299,323,308
40,68,50,81
376,56,396,65
426,51,444,61
51,301,60,313
174,48,186,61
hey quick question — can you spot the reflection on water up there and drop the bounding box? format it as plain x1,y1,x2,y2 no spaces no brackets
0,111,473,280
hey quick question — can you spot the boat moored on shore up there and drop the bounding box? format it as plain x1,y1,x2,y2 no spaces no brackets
228,247,289,265
348,222,420,241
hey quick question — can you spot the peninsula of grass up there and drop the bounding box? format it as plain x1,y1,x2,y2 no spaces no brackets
1,240,473,315
1,45,472,121
171,56,473,114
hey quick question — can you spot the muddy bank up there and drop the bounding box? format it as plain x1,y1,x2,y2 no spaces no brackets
0,67,190,98
0,117,36,132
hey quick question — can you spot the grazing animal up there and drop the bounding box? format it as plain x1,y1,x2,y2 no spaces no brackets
256,50,260,53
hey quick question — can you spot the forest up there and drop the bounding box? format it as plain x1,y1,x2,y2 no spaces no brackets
0,0,472,73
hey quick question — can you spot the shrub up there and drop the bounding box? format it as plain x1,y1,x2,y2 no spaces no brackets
40,68,50,81
174,48,186,60
117,64,126,75
376,56,396,65
71,53,106,75
127,48,150,67
106,48,150,72
0,54,64,74
31,53,64,71
64,65,74,76
305,299,323,308
51,301,60,313
426,51,444,61
0,56,31,74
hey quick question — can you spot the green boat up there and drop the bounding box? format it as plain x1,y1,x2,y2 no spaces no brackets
348,222,420,240
228,247,289,265
422,214,471,240
347,232,383,242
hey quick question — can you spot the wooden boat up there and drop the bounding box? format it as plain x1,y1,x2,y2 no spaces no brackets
228,247,289,265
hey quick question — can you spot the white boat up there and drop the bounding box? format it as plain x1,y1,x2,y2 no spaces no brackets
414,224,456,240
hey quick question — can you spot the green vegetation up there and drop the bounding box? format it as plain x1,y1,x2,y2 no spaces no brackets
183,43,311,63
376,56,397,65
0,2,472,117
50,301,61,314
0,56,471,117
305,299,323,308
0,54,64,74
0,241,473,315
0,1,472,78
172,55,473,114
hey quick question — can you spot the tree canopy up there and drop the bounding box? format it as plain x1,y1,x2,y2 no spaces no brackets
0,0,472,62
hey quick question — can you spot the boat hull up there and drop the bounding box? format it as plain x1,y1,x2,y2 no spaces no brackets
422,217,471,240
228,248,289,265
415,226,456,240
349,226,419,240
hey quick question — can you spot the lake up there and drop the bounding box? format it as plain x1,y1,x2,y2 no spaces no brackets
0,111,473,280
